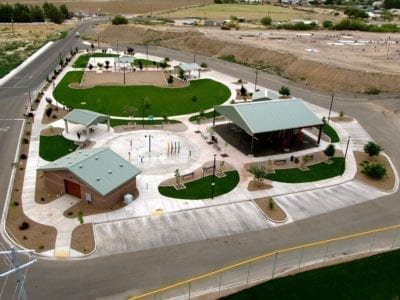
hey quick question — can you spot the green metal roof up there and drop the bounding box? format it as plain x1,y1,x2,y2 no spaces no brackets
64,109,109,128
215,99,322,135
175,63,200,72
38,148,141,196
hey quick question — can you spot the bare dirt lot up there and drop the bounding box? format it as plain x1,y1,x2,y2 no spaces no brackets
90,23,400,93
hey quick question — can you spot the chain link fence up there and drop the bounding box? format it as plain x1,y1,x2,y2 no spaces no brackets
130,224,400,300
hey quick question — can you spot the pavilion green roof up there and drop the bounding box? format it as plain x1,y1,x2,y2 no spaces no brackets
38,148,141,196
64,109,109,128
215,99,322,135
175,63,201,72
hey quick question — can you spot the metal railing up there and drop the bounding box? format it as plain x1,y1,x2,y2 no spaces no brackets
129,224,400,300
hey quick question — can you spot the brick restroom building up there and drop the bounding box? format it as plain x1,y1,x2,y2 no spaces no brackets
38,148,141,208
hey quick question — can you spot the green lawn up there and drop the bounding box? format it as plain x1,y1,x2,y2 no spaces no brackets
54,71,231,117
72,53,119,68
323,123,340,143
158,170,239,200
39,135,78,161
189,110,220,122
263,157,344,183
225,249,400,300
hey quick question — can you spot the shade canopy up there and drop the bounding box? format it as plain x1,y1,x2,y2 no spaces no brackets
64,109,109,128
215,99,322,136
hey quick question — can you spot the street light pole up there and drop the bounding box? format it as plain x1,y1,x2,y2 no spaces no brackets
327,91,334,124
211,154,216,199
145,135,153,152
254,69,258,93
342,136,351,175
28,88,32,110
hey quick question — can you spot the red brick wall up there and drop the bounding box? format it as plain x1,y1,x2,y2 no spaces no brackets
42,170,137,209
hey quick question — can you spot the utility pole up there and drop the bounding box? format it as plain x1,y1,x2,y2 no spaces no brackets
97,34,100,49
0,248,37,300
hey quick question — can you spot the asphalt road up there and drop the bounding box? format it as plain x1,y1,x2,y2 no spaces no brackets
2,32,400,299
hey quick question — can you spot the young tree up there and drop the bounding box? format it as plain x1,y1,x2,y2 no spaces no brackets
174,169,182,186
250,164,265,187
279,86,291,96
127,47,134,54
261,16,272,26
363,141,383,157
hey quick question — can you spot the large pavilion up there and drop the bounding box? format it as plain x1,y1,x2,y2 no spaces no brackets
213,99,323,156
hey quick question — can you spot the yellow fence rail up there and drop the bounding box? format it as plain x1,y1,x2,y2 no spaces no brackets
130,223,400,299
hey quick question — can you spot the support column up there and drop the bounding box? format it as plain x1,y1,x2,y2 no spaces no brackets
250,135,255,155
64,119,69,133
317,124,323,145
107,118,110,131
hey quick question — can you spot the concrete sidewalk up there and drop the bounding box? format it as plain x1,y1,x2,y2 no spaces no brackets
19,51,398,258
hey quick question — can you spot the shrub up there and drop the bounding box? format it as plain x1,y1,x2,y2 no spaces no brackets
45,107,53,117
268,197,275,210
88,64,93,70
279,85,291,96
364,141,383,157
23,138,29,144
362,163,387,179
261,16,272,26
240,85,247,96
323,20,333,28
78,211,84,224
167,75,174,84
200,62,208,68
19,221,30,230
365,87,381,95
20,154,27,160
112,15,128,25
324,144,336,158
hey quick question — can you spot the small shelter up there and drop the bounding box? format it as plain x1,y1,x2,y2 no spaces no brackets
63,109,110,138
38,148,141,208
214,99,323,154
175,63,201,79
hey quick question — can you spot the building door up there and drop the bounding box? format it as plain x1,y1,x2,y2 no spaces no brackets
64,180,81,198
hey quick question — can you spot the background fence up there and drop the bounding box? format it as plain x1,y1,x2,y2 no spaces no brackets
130,224,400,300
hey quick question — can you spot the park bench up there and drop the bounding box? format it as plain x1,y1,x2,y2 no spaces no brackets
182,172,195,180
274,159,286,165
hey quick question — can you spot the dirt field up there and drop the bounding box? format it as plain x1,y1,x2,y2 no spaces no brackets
81,70,168,87
5,0,213,14
90,23,400,93
155,3,343,23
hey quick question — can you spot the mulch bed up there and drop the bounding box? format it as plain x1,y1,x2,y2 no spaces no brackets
254,197,287,223
331,116,354,123
354,151,395,192
247,180,273,191
41,104,69,125
71,224,95,254
40,127,64,137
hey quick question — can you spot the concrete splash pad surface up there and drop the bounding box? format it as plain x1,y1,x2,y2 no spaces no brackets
104,130,200,175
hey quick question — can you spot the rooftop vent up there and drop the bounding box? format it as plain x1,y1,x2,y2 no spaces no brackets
96,177,100,181
95,156,99,160
79,165,83,168
108,170,112,174
120,164,124,167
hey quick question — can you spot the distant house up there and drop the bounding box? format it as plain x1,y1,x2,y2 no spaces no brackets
38,148,141,208
175,63,201,79
183,19,198,25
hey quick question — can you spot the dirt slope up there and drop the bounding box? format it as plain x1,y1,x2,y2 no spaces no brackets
96,25,400,93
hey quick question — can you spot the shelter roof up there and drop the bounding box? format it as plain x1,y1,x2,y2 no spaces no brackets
64,109,109,128
215,99,322,135
39,148,141,196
